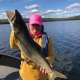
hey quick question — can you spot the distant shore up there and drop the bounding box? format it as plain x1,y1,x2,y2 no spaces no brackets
0,16,80,24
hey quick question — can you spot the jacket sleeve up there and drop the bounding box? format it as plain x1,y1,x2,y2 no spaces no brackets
9,31,17,48
46,37,55,66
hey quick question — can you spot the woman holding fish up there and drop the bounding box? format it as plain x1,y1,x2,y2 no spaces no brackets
9,13,55,80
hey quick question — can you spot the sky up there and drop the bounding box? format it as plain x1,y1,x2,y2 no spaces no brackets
0,0,80,19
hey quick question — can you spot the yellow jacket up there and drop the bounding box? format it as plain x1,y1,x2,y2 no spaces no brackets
10,31,55,80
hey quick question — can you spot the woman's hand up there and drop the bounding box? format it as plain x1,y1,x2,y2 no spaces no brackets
39,66,48,75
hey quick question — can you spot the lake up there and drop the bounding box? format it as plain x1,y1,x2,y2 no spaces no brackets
0,20,80,80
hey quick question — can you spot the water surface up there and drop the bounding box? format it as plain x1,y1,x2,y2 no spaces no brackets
0,20,80,80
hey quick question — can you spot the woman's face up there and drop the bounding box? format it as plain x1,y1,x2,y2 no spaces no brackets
29,24,42,37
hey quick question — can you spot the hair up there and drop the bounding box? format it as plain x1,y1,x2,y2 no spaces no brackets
41,25,44,33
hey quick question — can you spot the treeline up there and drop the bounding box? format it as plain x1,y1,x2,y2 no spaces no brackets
0,19,9,24
0,16,80,24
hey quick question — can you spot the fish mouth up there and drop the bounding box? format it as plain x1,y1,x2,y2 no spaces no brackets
6,10,16,22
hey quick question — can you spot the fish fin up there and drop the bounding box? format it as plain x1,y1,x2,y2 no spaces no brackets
48,70,67,80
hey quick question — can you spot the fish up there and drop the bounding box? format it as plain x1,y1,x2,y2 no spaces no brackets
6,9,67,80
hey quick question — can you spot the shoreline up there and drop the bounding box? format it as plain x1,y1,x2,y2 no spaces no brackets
0,18,80,24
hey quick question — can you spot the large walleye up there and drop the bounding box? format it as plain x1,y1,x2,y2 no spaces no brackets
6,10,67,80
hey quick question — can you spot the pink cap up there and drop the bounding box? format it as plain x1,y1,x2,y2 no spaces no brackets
29,13,42,26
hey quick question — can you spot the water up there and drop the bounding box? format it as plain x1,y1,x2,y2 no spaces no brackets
44,20,80,80
0,24,20,59
0,20,80,80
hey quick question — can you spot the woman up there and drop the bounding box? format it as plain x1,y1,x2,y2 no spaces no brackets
10,13,55,80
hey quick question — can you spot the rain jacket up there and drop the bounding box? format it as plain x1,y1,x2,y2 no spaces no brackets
9,31,55,80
